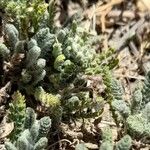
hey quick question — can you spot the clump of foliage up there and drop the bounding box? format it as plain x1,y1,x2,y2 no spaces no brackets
2,0,150,149
5,107,51,150
0,0,115,122
8,91,26,141
34,86,62,124
85,49,118,75
1,0,49,39
20,39,46,88
99,127,132,150
34,86,60,109
0,0,123,149
99,127,113,150
62,91,104,120
106,70,150,141
75,127,132,150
